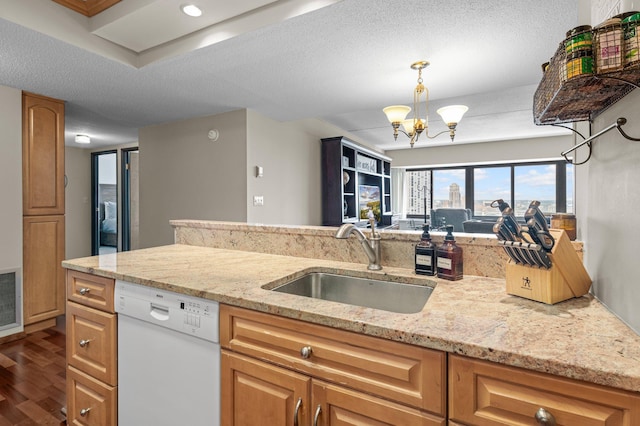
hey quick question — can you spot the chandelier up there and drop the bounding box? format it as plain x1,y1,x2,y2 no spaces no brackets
383,61,468,148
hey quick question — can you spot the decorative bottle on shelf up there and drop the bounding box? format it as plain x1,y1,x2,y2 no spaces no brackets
415,224,436,276
437,225,463,281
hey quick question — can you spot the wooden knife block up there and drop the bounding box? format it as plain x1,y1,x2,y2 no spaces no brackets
505,229,591,304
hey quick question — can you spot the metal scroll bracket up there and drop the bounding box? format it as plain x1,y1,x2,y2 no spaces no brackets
561,117,640,165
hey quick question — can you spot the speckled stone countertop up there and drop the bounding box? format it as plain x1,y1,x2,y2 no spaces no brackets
62,244,640,393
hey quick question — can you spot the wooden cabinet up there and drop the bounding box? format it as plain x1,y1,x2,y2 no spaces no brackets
23,215,65,327
220,304,445,425
22,92,65,332
449,354,640,426
222,351,311,426
51,0,122,17
66,270,117,425
22,92,65,216
321,137,392,227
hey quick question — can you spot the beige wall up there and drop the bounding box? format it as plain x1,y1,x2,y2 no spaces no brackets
138,110,248,248
246,110,323,225
0,85,22,271
65,146,92,259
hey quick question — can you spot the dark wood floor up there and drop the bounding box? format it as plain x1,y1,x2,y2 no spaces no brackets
0,329,66,425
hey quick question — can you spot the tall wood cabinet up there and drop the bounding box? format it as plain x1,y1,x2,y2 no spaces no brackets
22,92,66,331
321,137,392,227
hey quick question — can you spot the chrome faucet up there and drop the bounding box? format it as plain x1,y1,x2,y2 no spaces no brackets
335,218,382,271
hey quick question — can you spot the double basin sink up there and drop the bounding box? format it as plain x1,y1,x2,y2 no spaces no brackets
269,272,434,314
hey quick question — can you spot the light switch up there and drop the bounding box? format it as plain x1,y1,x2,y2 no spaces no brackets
256,166,264,178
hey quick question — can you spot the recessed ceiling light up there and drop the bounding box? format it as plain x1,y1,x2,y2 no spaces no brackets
181,4,202,17
75,134,91,144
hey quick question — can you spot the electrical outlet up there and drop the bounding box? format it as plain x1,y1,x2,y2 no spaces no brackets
253,195,264,206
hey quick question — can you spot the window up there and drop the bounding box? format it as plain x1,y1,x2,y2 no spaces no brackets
405,160,572,219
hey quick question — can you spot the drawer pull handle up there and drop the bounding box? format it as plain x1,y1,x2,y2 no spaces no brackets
79,287,91,296
300,346,313,359
535,407,556,425
293,397,302,426
313,405,322,426
80,408,91,417
79,339,92,348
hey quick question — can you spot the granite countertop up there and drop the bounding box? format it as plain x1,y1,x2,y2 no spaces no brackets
62,243,640,393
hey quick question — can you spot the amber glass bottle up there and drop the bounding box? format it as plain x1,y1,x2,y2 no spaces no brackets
437,225,463,281
415,224,436,276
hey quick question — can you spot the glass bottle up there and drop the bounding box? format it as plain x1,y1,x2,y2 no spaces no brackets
437,225,463,281
415,224,436,276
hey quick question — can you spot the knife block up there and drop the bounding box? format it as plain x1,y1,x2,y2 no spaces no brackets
505,229,591,304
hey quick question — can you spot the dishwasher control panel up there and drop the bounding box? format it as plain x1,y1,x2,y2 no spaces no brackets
115,280,219,343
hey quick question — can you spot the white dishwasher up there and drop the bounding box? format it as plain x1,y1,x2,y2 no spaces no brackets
115,280,220,426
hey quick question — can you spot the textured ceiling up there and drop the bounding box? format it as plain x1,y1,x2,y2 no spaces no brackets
0,0,579,150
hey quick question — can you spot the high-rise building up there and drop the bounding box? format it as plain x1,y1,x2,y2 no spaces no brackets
449,183,462,207
407,171,430,215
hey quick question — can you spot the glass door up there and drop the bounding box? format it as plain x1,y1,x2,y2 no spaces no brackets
91,151,118,255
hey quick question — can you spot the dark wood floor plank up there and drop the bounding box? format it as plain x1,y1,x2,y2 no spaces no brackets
0,329,66,425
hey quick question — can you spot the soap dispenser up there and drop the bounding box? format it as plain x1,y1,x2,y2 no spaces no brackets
415,224,436,276
437,225,463,281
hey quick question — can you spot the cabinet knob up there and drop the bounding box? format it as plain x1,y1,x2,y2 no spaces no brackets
80,408,91,417
79,339,91,348
313,405,322,426
293,397,302,426
535,407,556,425
79,287,91,296
300,346,313,359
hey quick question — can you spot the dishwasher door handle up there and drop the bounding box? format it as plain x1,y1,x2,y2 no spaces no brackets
150,303,170,321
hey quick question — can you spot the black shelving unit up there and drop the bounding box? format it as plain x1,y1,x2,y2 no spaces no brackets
321,137,392,227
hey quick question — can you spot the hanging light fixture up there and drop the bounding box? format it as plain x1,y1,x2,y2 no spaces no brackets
383,61,468,148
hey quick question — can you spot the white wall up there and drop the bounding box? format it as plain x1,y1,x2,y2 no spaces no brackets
246,111,322,225
585,89,640,333
138,110,248,248
65,146,92,259
387,134,575,167
0,86,22,271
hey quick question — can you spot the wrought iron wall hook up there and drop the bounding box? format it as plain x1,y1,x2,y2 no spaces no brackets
561,117,640,165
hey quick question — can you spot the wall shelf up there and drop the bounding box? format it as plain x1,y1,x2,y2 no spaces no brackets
534,44,640,126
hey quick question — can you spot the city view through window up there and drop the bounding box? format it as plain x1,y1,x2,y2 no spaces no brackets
406,162,574,218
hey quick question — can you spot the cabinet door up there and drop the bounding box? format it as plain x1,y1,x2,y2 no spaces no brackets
222,350,311,426
449,354,640,426
23,215,65,325
22,92,65,216
312,380,445,426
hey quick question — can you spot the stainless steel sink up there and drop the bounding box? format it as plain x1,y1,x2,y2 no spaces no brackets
270,272,433,314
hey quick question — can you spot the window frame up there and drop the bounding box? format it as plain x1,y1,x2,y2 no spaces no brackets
405,160,572,220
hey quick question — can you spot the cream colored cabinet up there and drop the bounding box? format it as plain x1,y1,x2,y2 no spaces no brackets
220,304,446,425
22,92,65,332
66,270,117,425
448,354,640,426
23,214,65,327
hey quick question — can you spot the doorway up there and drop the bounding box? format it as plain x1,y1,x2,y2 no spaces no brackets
91,151,118,255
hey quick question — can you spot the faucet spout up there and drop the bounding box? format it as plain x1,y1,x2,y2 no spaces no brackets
335,224,382,270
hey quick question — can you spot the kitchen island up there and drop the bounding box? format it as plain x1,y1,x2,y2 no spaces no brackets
62,242,640,393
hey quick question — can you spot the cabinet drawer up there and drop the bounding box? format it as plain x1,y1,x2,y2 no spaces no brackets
67,301,117,386
449,354,640,426
220,305,445,415
67,270,115,312
67,366,117,426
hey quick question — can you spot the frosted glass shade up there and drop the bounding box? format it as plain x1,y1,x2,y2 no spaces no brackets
402,118,425,134
75,134,91,144
383,105,411,123
436,105,468,124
